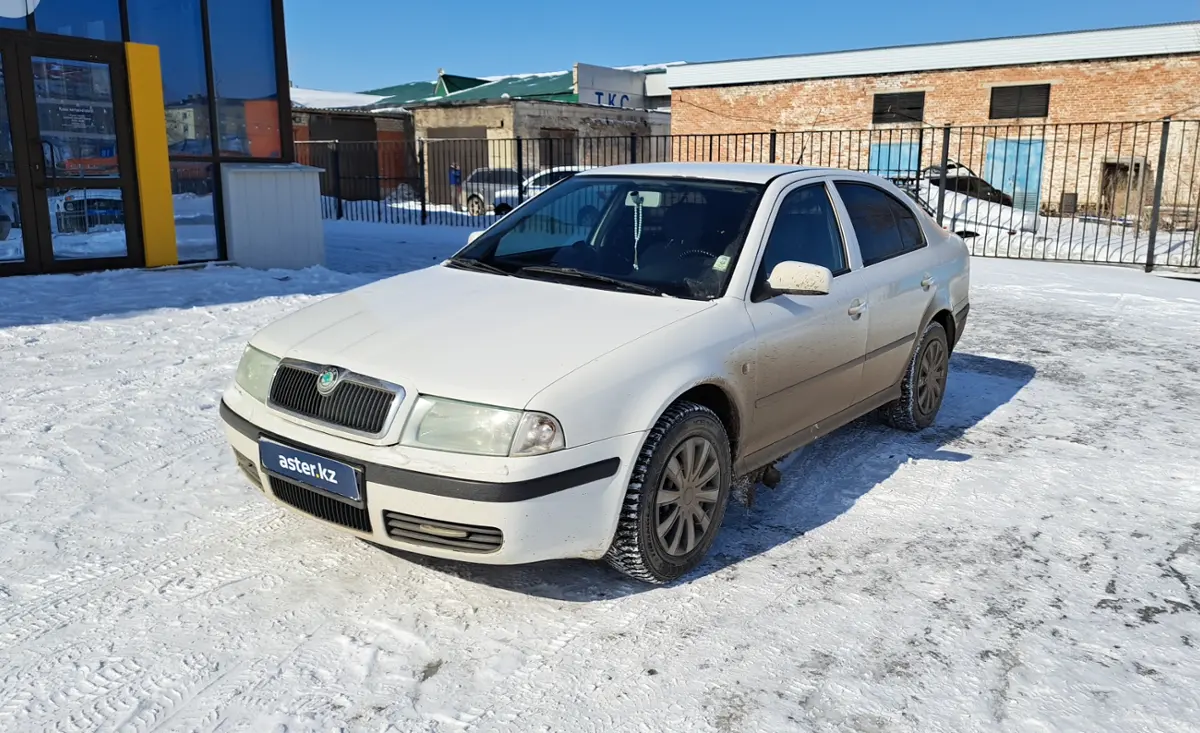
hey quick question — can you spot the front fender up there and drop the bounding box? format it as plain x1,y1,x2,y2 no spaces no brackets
525,301,757,453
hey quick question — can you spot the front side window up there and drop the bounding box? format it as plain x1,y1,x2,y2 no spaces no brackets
544,170,576,186
525,172,552,188
455,175,765,300
834,182,925,266
755,184,848,297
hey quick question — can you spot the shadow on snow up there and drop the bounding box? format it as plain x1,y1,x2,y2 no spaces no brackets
0,266,391,329
376,352,1036,601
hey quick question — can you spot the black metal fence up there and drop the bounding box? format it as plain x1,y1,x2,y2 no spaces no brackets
297,119,1200,271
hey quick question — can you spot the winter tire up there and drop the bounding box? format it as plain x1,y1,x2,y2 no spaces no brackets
604,401,733,584
881,320,949,432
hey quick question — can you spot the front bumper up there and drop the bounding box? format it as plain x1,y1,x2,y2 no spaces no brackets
219,396,643,565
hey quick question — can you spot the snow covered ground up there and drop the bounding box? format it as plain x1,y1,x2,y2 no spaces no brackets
1,222,1198,732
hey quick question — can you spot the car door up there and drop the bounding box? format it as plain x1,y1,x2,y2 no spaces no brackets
830,180,941,398
743,180,871,457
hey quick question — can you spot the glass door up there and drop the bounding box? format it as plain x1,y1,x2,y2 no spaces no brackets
0,46,31,276
0,35,142,275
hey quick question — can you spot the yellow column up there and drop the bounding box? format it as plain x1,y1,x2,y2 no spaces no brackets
125,42,178,267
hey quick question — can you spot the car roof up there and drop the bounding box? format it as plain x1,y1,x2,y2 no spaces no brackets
575,162,832,184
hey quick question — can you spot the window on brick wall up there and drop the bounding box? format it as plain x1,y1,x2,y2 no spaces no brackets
872,92,925,124
989,84,1051,119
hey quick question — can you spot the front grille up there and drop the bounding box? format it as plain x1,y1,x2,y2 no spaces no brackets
269,363,397,435
382,510,503,553
270,476,372,533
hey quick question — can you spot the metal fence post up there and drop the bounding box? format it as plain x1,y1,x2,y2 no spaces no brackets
331,141,344,220
515,136,525,204
769,130,777,164
630,133,638,164
417,140,427,226
1145,117,1171,272
935,125,951,226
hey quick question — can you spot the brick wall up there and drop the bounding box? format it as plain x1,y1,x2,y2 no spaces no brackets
671,55,1200,133
669,55,1200,220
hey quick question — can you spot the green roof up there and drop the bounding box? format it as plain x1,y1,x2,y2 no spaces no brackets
436,73,489,95
362,70,577,109
360,80,438,107
432,71,575,104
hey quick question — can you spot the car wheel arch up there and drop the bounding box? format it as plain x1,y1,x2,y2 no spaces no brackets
647,380,743,463
929,308,956,350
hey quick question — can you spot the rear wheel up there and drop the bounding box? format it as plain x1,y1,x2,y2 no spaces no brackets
604,402,732,584
494,203,512,216
881,321,949,432
467,195,485,216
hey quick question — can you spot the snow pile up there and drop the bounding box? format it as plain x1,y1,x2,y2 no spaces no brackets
0,227,1198,730
290,87,387,110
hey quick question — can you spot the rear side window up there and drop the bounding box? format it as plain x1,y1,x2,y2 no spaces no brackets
472,169,519,184
834,182,926,266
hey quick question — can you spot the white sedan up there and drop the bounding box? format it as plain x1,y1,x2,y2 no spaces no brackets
491,166,585,215
220,162,971,584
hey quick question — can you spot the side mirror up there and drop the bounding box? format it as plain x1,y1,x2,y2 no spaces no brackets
467,231,484,244
956,230,979,240
766,261,832,296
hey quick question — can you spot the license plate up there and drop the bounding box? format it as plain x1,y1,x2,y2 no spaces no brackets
259,439,362,502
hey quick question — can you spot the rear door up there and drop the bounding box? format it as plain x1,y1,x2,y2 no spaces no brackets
743,180,870,456
829,180,941,397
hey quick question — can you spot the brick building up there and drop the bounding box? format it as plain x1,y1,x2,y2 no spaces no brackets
665,22,1200,221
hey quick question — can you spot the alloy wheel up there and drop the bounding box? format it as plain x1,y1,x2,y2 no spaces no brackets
917,337,948,416
655,436,722,556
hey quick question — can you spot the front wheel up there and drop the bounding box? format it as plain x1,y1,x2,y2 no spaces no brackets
881,320,949,432
604,402,733,584
466,195,485,216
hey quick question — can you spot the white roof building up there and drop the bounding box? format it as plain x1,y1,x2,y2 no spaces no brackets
665,21,1200,89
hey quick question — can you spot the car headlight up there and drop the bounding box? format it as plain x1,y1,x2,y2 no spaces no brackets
234,345,280,403
401,396,565,457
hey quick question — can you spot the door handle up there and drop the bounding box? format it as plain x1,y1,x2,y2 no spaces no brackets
921,274,935,290
848,300,867,318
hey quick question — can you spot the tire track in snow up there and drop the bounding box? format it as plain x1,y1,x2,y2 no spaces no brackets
8,425,229,532
459,427,884,731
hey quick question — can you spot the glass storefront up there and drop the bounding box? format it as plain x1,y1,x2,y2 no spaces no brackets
0,0,291,276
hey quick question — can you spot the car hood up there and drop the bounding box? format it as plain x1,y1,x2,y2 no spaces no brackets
250,264,715,409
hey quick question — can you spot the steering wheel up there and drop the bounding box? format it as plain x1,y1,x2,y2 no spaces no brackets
679,248,717,260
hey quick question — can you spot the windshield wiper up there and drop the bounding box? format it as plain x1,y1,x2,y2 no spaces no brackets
516,265,665,296
444,257,511,276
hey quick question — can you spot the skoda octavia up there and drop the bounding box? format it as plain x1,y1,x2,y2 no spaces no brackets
220,162,970,584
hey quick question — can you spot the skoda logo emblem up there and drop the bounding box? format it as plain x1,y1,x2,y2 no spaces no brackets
316,367,342,396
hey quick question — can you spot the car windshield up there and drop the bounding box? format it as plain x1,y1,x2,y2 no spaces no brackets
452,175,765,300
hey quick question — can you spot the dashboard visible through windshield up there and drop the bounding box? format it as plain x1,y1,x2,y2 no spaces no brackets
451,176,766,300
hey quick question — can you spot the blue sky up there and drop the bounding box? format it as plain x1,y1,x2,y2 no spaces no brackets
283,0,1199,92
